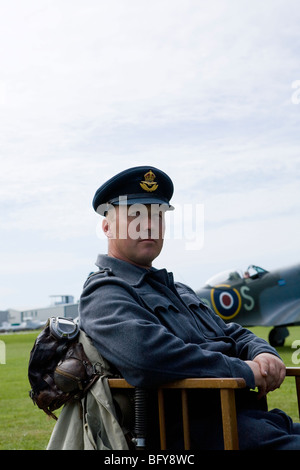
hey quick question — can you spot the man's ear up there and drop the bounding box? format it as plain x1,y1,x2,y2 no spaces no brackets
102,218,111,238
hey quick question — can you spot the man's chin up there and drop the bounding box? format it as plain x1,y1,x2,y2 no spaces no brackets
133,243,162,267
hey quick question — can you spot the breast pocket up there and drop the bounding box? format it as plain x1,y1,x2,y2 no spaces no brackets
140,292,180,315
179,291,225,338
139,292,196,343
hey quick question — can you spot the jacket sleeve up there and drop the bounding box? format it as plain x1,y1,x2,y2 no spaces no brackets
79,275,257,388
223,320,281,360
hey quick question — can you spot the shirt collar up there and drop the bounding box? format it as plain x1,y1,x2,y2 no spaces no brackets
95,254,174,287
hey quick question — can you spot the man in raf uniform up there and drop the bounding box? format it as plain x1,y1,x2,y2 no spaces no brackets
79,166,300,449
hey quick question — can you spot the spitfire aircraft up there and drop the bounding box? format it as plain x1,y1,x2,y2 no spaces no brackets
196,263,300,347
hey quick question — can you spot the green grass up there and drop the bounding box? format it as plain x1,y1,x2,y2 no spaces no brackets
1,326,300,449
0,331,57,450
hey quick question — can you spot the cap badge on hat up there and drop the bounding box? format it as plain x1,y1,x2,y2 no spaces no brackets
140,170,158,192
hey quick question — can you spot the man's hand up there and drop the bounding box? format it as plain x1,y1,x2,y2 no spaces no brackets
245,353,286,399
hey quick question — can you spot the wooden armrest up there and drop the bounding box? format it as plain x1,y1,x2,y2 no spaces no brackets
159,377,246,389
107,377,246,389
286,367,300,376
107,378,134,388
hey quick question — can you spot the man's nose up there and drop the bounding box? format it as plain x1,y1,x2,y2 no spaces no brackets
139,215,152,231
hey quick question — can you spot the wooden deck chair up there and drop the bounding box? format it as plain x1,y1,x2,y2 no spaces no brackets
108,367,300,450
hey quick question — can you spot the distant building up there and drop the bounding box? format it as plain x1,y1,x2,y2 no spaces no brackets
0,309,19,324
20,295,79,323
0,310,10,324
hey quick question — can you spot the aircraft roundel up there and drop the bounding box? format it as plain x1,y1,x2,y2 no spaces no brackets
210,284,242,320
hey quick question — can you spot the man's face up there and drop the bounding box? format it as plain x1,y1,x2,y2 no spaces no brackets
102,204,166,268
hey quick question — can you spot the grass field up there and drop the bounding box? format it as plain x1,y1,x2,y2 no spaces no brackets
0,331,57,450
1,326,300,450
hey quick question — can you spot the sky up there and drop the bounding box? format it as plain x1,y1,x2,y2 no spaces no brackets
0,0,299,311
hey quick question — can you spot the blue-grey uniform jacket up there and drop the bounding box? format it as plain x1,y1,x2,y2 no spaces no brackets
79,254,279,389
79,255,300,450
